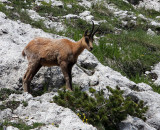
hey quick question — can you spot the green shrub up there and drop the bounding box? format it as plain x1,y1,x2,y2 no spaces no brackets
53,86,148,130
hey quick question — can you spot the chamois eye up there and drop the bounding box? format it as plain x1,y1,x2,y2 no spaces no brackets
85,38,89,44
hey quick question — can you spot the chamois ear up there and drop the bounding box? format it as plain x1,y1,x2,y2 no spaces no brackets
84,29,88,36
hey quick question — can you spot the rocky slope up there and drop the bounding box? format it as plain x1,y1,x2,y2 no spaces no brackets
1,0,160,129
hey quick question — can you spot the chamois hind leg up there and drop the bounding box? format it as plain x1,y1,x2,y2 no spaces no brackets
68,64,73,90
23,61,42,93
23,66,31,92
60,62,73,91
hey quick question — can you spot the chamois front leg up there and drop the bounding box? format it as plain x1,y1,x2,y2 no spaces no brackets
68,64,73,90
60,62,73,91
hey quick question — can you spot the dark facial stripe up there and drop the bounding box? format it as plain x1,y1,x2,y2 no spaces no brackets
85,38,89,44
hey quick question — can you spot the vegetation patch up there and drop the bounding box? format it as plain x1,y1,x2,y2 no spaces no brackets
0,100,20,112
6,100,20,111
108,0,135,11
151,84,160,94
137,8,160,19
0,88,22,101
63,18,92,40
0,104,6,111
22,101,28,107
53,86,148,130
92,29,160,78
0,120,44,130
36,1,85,17
0,2,59,35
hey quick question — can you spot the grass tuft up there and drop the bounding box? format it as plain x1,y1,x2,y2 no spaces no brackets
0,120,44,130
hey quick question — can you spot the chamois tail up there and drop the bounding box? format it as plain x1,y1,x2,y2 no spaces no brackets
22,49,26,58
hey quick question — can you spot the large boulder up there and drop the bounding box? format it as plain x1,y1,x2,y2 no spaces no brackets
0,92,96,130
137,0,160,12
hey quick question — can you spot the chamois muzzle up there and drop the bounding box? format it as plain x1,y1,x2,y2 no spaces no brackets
89,47,93,51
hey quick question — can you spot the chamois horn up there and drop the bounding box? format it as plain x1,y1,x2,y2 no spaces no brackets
92,23,101,36
89,21,95,37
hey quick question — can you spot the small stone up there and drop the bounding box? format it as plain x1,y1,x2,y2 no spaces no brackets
67,4,72,8
147,28,156,36
156,16,160,19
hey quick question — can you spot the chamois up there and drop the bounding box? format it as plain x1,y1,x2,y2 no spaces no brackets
22,22,99,93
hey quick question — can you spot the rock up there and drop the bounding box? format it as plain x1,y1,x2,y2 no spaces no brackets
67,4,72,8
147,114,160,130
89,75,99,86
63,14,79,19
12,94,96,130
129,83,153,92
1,92,96,129
36,125,59,130
9,92,33,102
26,9,64,32
135,83,153,91
119,115,156,130
151,63,160,86
73,50,136,92
0,0,8,2
126,90,160,129
26,10,45,21
35,92,57,102
0,108,12,122
6,126,19,130
35,0,63,7
138,14,147,20
138,0,160,12
77,50,99,69
78,0,92,8
79,11,94,22
80,11,91,17
156,16,160,19
0,12,6,19
147,28,156,36
51,1,63,8
150,21,160,28
85,15,94,22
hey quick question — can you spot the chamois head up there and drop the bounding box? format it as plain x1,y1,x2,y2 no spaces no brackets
82,21,100,51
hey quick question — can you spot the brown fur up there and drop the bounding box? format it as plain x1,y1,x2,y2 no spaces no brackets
22,36,93,92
